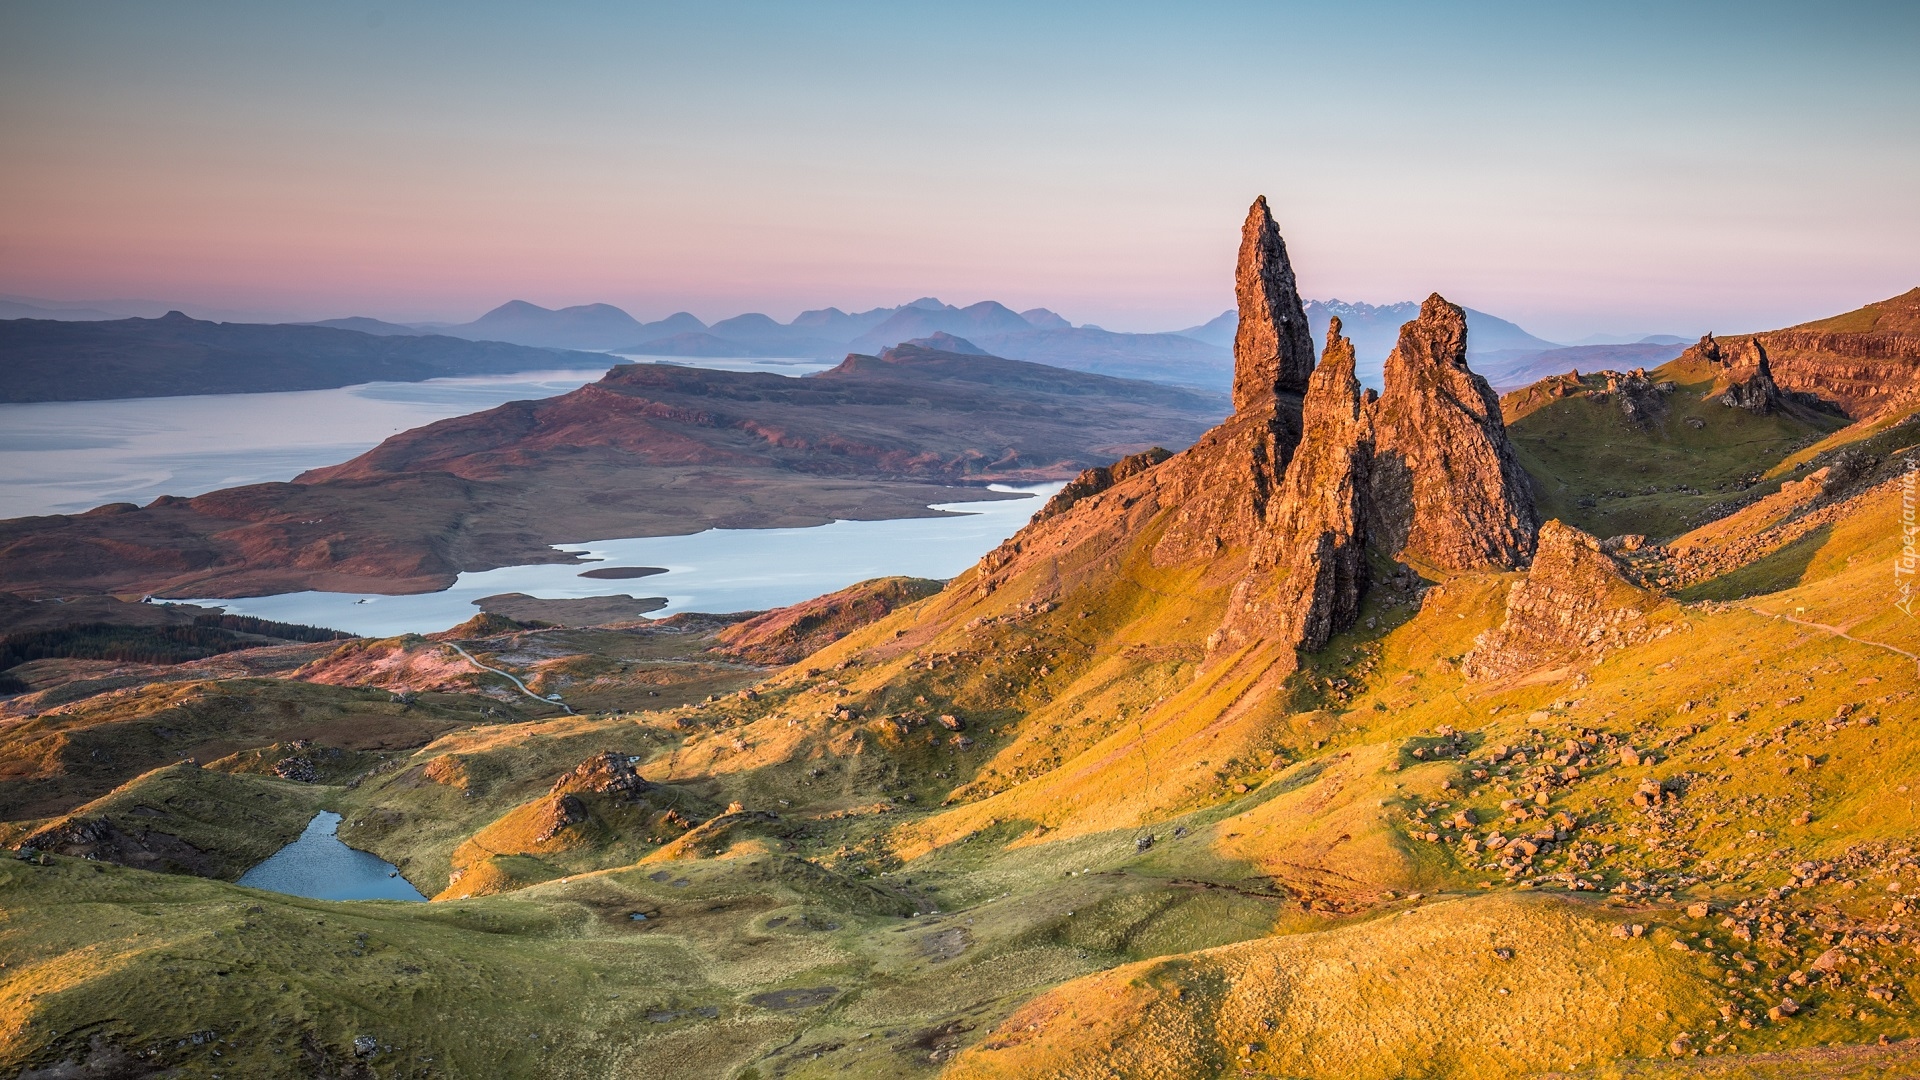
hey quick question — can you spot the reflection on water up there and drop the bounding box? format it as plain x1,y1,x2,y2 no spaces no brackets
191,484,1060,638
236,811,426,902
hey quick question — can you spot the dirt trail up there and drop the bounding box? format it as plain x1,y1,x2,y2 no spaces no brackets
1749,606,1920,679
444,642,574,713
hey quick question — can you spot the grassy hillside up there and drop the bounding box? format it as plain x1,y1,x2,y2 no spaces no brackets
1502,360,1846,541
5,362,1920,1076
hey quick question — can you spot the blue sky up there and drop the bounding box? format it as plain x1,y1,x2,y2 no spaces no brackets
2,1,1915,339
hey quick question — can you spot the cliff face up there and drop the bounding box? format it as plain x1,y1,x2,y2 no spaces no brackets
1150,196,1317,565
1214,321,1373,655
1370,295,1538,571
1669,290,1920,420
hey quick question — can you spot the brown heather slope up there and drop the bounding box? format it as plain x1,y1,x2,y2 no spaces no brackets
0,346,1223,600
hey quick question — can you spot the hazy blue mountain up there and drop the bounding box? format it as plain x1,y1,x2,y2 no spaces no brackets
1019,308,1071,330
436,301,705,351
1178,310,1237,348
1173,300,1562,386
966,327,1230,392
0,298,126,321
0,312,612,402
848,300,1040,354
307,316,429,336
1567,332,1690,346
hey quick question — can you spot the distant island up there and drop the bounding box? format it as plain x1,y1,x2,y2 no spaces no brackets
0,341,1226,599
0,311,613,403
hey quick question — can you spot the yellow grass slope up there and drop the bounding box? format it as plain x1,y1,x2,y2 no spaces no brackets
947,892,1715,1080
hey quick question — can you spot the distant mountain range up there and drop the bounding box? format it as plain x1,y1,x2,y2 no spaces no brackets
1177,299,1565,386
313,295,1577,393
309,298,1240,392
8,291,1671,397
0,312,611,403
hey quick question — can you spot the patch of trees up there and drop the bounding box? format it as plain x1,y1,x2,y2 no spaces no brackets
0,616,348,672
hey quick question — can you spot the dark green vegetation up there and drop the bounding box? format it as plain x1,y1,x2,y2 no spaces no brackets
0,614,346,669
1504,359,1848,541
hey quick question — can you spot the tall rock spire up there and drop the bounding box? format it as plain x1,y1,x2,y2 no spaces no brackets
1232,196,1316,415
1209,318,1373,657
1369,294,1538,571
1269,318,1372,650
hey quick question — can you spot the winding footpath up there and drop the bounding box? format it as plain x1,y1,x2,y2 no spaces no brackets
443,642,574,714
1747,606,1920,680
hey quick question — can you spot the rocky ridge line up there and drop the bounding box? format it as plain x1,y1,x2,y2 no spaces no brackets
975,200,1538,674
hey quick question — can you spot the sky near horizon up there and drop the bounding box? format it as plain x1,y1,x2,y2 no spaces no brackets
2,1,1916,341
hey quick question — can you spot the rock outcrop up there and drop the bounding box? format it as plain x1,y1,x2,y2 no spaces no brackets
1214,320,1373,653
1151,197,1317,564
975,211,1535,676
1231,195,1317,415
1270,323,1374,650
1370,295,1538,571
1676,293,1920,420
1716,338,1787,414
1034,447,1172,522
1463,521,1662,680
550,750,653,799
1605,368,1675,424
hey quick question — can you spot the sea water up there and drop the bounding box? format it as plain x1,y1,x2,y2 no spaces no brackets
236,811,427,902
0,357,830,519
188,483,1060,637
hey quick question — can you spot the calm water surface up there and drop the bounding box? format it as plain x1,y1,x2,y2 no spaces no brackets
191,484,1059,637
0,357,829,519
236,811,426,902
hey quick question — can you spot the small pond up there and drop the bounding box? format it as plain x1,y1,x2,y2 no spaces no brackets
236,811,427,902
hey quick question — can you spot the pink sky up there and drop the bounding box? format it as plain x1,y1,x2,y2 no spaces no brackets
3,3,1915,340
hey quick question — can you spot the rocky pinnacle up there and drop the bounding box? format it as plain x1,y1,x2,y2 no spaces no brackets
1232,196,1316,415
1369,294,1538,571
1268,318,1373,650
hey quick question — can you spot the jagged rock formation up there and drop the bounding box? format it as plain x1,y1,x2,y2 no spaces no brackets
1033,447,1172,522
1676,295,1920,419
1269,323,1374,649
1604,368,1675,424
1370,295,1538,571
1151,198,1318,564
1231,195,1317,414
1462,521,1663,680
550,750,653,799
981,211,1535,676
1716,338,1788,414
1214,321,1373,653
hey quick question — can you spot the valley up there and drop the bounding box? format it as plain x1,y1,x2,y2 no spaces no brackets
2,202,1918,1080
